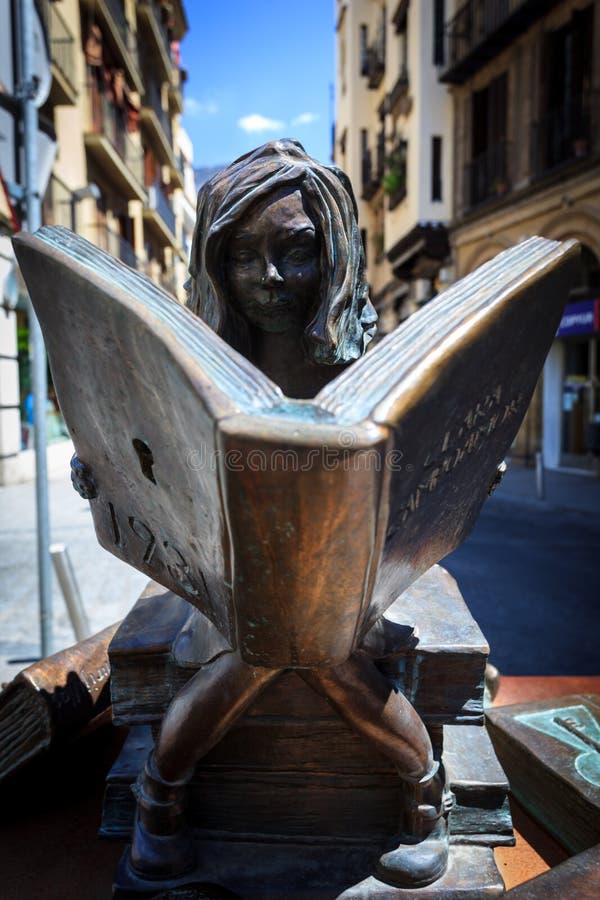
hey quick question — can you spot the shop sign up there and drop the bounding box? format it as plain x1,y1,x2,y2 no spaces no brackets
557,299,600,337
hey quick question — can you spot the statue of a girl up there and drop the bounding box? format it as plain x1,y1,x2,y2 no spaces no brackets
122,140,450,890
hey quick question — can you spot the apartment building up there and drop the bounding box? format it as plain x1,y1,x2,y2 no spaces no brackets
334,0,453,333
0,0,190,483
440,0,600,469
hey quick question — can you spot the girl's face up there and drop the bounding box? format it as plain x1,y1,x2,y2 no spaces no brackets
225,186,321,334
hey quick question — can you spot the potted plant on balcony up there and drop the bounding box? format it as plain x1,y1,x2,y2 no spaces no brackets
383,148,407,210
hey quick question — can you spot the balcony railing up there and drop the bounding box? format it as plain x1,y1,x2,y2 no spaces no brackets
40,0,77,99
384,139,408,210
87,83,145,190
361,148,381,200
139,0,173,70
463,140,510,209
388,66,410,114
104,0,138,62
365,22,386,90
93,224,140,269
42,175,74,230
144,78,173,146
159,270,178,297
531,95,596,178
441,0,560,84
376,129,386,182
148,182,176,235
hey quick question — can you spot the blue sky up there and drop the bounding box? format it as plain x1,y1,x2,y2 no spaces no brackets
180,1,335,169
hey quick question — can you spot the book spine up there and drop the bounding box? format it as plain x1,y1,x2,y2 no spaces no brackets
218,417,390,669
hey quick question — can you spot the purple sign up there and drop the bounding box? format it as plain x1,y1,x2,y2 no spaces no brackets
557,299,600,337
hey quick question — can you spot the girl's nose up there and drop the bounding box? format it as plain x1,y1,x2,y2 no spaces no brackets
261,261,284,287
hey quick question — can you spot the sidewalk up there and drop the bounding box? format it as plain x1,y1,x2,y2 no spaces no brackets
0,471,147,686
494,457,600,516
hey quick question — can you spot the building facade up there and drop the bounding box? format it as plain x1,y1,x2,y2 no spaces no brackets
0,0,191,484
440,0,600,469
334,0,453,334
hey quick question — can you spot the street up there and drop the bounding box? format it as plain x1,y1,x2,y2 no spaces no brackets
444,484,600,676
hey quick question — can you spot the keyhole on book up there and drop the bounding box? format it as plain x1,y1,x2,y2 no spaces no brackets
132,438,156,484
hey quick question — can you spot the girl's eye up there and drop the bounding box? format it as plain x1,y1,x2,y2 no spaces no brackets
231,250,258,264
287,248,313,263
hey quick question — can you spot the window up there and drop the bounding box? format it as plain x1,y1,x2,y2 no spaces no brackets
431,136,442,201
360,228,368,268
467,72,508,206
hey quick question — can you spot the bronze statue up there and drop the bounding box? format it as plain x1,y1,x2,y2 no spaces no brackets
132,140,448,887
186,139,377,397
13,138,579,896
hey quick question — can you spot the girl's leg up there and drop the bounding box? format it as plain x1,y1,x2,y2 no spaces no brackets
300,653,451,888
131,651,282,879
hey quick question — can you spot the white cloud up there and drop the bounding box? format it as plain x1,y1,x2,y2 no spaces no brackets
291,112,320,126
238,113,285,133
185,98,219,117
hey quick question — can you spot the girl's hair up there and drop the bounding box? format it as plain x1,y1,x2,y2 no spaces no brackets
187,139,377,364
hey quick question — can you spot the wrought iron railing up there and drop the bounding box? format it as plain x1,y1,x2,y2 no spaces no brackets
463,139,510,209
144,0,173,61
93,224,140,269
144,78,173,146
389,65,409,110
148,182,176,235
42,175,74,229
530,94,596,177
104,0,138,62
445,0,525,71
365,20,386,89
159,270,178,297
385,139,408,210
40,0,77,96
87,82,145,190
376,129,386,182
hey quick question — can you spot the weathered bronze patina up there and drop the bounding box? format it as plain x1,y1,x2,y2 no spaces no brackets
13,139,579,896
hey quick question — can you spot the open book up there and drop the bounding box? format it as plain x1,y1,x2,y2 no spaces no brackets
13,227,578,669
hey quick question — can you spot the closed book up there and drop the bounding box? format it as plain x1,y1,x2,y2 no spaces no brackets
486,694,600,853
0,623,118,781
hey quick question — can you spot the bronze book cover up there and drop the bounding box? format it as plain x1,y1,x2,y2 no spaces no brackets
13,227,578,669
0,623,118,781
487,694,600,853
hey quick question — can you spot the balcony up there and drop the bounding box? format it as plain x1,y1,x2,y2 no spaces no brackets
364,25,386,90
170,150,186,191
138,0,174,82
140,78,177,168
42,175,75,229
463,140,510,210
40,0,77,105
92,224,140,269
388,66,410,117
144,181,177,246
384,139,407,211
531,95,597,180
159,270,179,298
81,0,142,94
361,148,381,201
85,84,146,201
168,67,185,114
440,0,563,85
